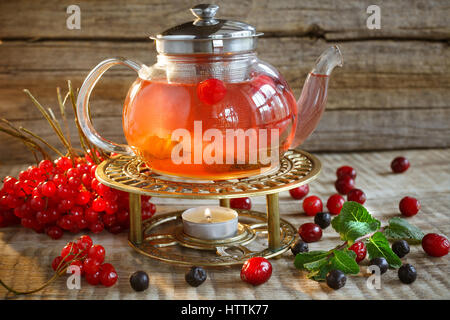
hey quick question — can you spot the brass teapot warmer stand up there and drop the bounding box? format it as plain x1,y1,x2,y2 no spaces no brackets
96,149,321,267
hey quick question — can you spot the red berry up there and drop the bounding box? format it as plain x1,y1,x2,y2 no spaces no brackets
347,189,366,205
55,157,73,171
422,233,449,257
92,197,106,212
83,257,101,275
52,256,64,271
76,235,93,252
240,257,272,286
53,174,67,186
81,173,91,188
41,181,57,197
197,78,227,105
335,176,355,195
76,191,91,206
38,159,54,172
90,221,104,233
336,166,356,180
2,176,17,193
85,270,101,285
399,196,420,217
61,242,79,259
116,210,129,224
348,242,367,263
104,201,118,215
230,197,252,210
326,194,345,215
100,268,118,287
298,223,322,242
391,156,410,173
85,207,99,223
30,196,45,211
88,244,105,263
289,185,309,200
47,226,63,240
302,195,323,216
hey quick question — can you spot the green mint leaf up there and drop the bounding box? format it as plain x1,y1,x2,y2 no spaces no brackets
303,256,329,271
331,201,381,236
310,262,333,281
329,249,360,275
366,232,402,268
340,220,380,243
294,251,329,270
383,217,425,244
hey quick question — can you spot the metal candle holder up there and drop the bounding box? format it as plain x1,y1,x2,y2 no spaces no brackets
95,149,321,266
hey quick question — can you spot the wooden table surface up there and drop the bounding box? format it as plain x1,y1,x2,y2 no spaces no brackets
0,148,449,300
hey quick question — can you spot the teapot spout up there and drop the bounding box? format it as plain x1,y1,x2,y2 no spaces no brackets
291,45,343,148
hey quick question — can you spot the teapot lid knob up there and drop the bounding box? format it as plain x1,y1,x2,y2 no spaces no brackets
190,4,219,20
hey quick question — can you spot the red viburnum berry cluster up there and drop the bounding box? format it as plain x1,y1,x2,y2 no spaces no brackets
52,235,118,287
0,154,156,239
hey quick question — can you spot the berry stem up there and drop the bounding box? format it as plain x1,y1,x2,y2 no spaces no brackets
334,226,386,251
0,245,87,296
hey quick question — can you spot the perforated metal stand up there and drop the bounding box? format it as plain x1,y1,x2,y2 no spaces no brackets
96,149,321,266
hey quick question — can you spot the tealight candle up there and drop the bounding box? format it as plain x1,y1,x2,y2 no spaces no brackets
181,206,238,240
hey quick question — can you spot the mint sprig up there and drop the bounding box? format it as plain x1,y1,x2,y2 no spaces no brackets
384,217,424,244
294,201,424,282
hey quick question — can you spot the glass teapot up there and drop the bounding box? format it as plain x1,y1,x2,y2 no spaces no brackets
77,4,343,180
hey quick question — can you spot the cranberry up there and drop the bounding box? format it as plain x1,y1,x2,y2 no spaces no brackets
298,223,322,242
422,233,449,257
399,196,420,217
85,270,101,285
302,195,323,216
348,242,367,263
391,156,410,173
76,235,93,252
61,242,79,259
83,257,101,275
289,185,309,200
240,257,272,286
197,78,227,105
335,176,355,195
347,188,366,204
88,244,106,263
100,269,118,287
326,194,345,215
230,197,251,210
336,166,356,180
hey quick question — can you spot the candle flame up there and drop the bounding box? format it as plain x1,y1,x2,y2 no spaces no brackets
204,208,212,223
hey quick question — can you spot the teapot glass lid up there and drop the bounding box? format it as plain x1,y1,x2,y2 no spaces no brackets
152,4,263,54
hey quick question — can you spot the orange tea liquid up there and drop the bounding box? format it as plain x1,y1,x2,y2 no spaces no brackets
123,75,297,180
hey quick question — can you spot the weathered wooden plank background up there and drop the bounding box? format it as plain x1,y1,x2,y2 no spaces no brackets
0,0,449,163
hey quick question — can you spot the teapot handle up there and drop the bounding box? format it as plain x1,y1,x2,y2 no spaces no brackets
76,57,142,155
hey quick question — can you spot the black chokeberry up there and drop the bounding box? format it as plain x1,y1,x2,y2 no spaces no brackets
291,239,309,256
129,270,149,292
398,264,417,284
185,266,207,287
326,269,346,290
314,212,331,229
369,257,389,274
392,240,410,258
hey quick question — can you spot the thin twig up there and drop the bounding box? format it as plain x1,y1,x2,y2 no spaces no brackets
19,127,65,158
